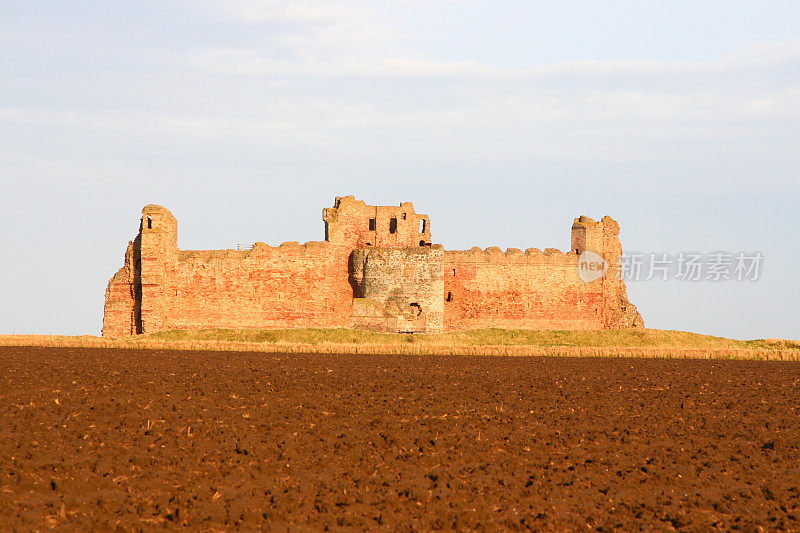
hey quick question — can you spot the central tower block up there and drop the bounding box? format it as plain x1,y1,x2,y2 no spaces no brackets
323,195,432,249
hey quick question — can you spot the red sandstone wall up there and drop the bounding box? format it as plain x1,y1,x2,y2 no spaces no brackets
443,248,606,330
161,243,352,330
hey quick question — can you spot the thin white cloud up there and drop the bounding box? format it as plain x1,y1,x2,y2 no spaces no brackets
724,37,800,65
187,0,399,56
195,0,376,23
178,37,800,81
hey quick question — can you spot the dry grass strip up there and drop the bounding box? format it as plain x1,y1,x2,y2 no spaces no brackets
0,331,798,361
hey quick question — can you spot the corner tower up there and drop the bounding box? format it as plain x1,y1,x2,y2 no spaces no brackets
102,205,178,337
571,215,643,329
135,205,178,334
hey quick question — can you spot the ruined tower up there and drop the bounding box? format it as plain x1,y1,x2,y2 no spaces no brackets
102,205,178,337
571,215,643,329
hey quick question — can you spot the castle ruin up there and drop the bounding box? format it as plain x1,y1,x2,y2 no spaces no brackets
102,196,643,337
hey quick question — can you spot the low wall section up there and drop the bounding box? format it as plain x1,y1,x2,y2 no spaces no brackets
166,242,352,330
443,248,606,330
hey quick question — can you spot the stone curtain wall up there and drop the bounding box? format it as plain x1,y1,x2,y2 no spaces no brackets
167,243,352,330
442,249,606,331
441,216,642,331
102,198,642,337
104,241,355,335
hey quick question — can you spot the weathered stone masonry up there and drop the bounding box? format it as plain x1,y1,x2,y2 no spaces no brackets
102,196,643,337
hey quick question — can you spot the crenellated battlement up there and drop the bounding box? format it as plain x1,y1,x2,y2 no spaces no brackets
178,241,332,262
445,247,583,265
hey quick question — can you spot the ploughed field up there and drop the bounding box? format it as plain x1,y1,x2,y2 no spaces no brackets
1,347,799,530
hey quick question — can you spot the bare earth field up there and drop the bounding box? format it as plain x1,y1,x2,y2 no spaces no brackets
1,347,799,531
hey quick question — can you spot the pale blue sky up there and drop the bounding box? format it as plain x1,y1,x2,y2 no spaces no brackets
1,1,798,339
